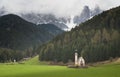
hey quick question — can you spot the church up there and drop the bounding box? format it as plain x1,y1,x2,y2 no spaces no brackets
75,52,85,67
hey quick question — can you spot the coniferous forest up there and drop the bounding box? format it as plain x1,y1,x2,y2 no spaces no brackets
0,14,63,62
0,1,120,77
38,6,120,63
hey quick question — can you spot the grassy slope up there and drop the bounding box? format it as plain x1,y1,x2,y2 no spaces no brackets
22,56,48,65
23,56,45,65
0,57,120,77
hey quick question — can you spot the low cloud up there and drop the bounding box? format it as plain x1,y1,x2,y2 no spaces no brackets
0,0,120,17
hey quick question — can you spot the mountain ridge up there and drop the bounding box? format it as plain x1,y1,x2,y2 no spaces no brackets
0,14,63,50
0,6,102,30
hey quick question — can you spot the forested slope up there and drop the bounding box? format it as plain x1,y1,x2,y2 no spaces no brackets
38,6,120,63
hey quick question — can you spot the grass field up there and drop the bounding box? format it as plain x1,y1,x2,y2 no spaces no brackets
0,56,120,77
22,56,48,65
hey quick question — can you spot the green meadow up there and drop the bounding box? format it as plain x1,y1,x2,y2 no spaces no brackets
0,56,120,77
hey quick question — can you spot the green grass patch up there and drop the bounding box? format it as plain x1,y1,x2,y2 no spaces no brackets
22,56,48,65
0,63,120,77
0,57,120,77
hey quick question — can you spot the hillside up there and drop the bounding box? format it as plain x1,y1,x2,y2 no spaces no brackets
38,6,120,63
0,14,63,50
39,24,64,36
0,14,63,62
22,55,48,65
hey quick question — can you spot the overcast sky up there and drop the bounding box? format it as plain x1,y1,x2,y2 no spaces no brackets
0,0,120,17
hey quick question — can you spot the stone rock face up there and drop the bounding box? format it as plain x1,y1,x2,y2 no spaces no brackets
74,5,102,25
0,7,7,16
74,6,90,24
21,13,68,30
91,6,102,17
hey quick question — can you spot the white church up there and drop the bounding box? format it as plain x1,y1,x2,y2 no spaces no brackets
75,52,85,67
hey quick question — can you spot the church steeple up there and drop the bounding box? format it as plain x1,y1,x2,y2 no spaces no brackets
75,52,78,66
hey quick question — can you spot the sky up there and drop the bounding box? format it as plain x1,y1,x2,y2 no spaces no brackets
0,0,120,17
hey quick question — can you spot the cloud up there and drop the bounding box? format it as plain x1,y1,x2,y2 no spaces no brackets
0,0,120,17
